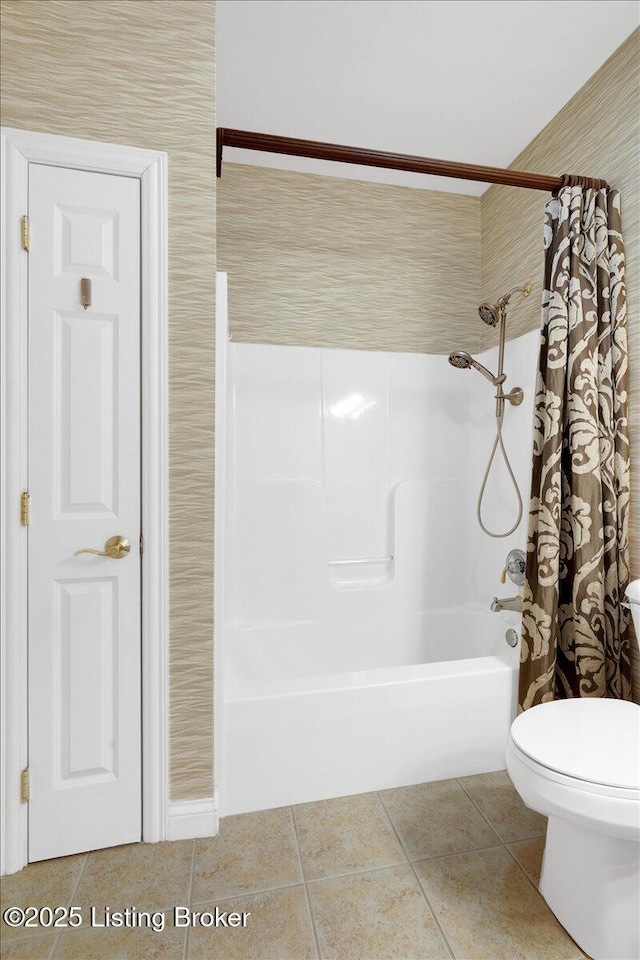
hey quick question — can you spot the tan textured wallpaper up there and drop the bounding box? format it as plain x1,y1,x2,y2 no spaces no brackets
481,30,639,582
218,164,481,354
1,0,216,800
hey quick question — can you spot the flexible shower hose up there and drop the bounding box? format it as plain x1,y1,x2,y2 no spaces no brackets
477,411,523,538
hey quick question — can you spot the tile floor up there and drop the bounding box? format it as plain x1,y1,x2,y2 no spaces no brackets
0,771,588,960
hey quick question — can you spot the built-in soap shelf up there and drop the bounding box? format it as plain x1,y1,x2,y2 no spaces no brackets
328,555,394,590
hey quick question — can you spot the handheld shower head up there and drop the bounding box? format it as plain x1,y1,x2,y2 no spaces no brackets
448,351,504,385
448,350,473,369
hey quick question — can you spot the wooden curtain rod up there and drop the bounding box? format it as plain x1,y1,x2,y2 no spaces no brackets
216,127,564,192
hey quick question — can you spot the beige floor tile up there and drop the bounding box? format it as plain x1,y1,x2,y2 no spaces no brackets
0,936,56,959
509,837,546,885
0,855,87,942
53,911,184,960
415,846,583,960
187,886,317,960
309,865,450,960
293,793,406,880
192,807,302,902
380,779,499,861
74,841,193,915
458,770,547,842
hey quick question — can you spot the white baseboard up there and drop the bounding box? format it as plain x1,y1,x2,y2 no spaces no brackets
166,793,219,841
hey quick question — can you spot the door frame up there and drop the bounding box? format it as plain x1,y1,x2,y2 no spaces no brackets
1,127,169,875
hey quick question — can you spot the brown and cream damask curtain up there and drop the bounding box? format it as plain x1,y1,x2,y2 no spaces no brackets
519,181,632,711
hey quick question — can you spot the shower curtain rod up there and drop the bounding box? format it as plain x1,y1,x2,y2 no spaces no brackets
216,127,565,192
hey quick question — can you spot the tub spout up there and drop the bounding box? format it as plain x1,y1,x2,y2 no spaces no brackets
491,595,522,613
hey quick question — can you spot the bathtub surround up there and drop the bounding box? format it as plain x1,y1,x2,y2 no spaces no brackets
218,306,538,813
0,0,216,800
520,185,632,708
217,164,481,355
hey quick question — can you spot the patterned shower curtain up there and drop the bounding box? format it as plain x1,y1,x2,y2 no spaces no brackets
519,179,632,711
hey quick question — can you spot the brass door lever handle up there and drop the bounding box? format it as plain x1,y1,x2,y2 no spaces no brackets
75,535,130,559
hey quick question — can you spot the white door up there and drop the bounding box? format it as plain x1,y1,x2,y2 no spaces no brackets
27,164,141,862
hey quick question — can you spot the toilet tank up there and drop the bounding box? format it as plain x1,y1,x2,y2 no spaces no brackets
626,579,640,641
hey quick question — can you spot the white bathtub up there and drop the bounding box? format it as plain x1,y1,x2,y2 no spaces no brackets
216,330,535,817
221,607,520,816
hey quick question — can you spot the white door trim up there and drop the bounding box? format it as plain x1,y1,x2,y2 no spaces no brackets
1,127,169,874
213,273,228,817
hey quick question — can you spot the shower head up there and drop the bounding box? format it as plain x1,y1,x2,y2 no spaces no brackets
448,350,473,369
478,283,533,327
448,350,504,386
478,302,500,326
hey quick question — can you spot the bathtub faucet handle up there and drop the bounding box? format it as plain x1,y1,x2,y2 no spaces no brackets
501,548,526,587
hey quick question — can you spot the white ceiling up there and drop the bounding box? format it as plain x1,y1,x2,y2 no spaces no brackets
216,0,638,195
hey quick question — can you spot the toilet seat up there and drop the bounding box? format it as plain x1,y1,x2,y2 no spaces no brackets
506,738,640,840
510,698,640,792
507,739,640,798
507,699,640,840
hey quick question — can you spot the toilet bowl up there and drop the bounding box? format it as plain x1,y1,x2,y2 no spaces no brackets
506,579,640,960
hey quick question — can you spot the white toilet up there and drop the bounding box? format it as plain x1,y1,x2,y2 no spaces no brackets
506,579,640,960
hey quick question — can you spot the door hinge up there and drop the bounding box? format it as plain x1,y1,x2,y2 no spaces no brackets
21,768,30,803
21,215,30,252
21,491,30,526
139,533,144,555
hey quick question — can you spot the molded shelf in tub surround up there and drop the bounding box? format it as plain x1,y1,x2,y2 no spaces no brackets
328,555,394,589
